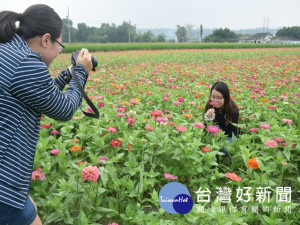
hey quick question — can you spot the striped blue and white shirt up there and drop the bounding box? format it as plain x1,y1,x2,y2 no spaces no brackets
0,35,87,209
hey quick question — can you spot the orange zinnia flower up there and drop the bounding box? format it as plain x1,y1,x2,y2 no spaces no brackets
183,114,192,119
248,158,259,169
69,145,82,152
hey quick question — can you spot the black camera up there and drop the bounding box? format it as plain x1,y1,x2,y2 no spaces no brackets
71,51,98,71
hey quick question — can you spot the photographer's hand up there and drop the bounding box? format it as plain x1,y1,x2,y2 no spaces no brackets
76,48,93,73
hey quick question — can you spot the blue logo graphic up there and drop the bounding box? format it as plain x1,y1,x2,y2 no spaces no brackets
159,182,193,214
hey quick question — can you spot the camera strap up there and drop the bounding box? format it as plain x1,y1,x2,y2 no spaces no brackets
70,66,99,119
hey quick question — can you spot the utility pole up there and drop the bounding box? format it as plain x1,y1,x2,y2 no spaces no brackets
67,7,71,43
128,19,131,43
266,17,269,33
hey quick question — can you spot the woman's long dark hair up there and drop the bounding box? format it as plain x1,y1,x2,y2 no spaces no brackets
204,81,238,126
0,4,62,43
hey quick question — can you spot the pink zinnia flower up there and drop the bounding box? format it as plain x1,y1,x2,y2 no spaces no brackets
107,127,117,133
99,156,108,165
209,102,219,107
260,123,270,129
97,102,105,107
116,113,126,117
145,125,154,131
249,128,258,132
108,223,119,225
150,110,163,117
173,101,181,106
50,130,59,135
188,102,196,106
39,124,52,129
273,137,284,143
50,149,59,155
163,97,169,101
282,119,293,125
31,168,46,180
87,107,93,113
126,116,136,125
193,122,205,129
225,172,242,181
164,173,178,180
110,139,122,147
81,166,100,182
207,125,221,135
176,126,187,132
130,98,140,104
265,140,278,148
117,107,126,112
177,97,184,102
156,117,168,122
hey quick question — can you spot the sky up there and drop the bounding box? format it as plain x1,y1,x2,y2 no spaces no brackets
1,0,300,30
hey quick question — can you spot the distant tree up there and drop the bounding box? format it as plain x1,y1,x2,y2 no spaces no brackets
186,24,194,42
175,25,187,43
76,23,90,42
156,34,166,42
276,26,300,39
203,28,237,42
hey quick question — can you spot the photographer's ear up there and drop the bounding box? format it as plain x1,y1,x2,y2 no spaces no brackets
40,33,51,48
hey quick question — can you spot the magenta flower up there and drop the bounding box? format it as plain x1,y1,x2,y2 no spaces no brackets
97,102,105,107
164,173,178,180
50,149,60,155
81,166,100,182
193,122,205,129
110,139,122,147
50,130,59,135
207,125,221,135
99,156,108,165
107,127,117,133
116,113,126,117
108,223,119,225
87,107,93,113
156,117,168,122
31,168,46,180
177,97,184,102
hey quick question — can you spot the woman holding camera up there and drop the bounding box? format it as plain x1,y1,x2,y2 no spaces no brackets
0,4,92,225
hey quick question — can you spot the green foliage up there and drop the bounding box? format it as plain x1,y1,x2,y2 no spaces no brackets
203,28,238,43
63,42,300,53
276,26,300,39
32,48,300,224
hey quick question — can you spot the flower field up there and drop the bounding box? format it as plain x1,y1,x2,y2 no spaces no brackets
32,48,300,225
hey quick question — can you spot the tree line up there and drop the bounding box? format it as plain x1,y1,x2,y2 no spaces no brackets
62,18,300,43
62,19,166,43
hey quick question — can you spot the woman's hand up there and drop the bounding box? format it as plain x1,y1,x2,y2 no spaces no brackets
76,48,93,72
205,108,215,119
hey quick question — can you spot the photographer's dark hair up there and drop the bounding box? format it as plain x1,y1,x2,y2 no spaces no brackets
0,4,62,43
205,81,238,126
